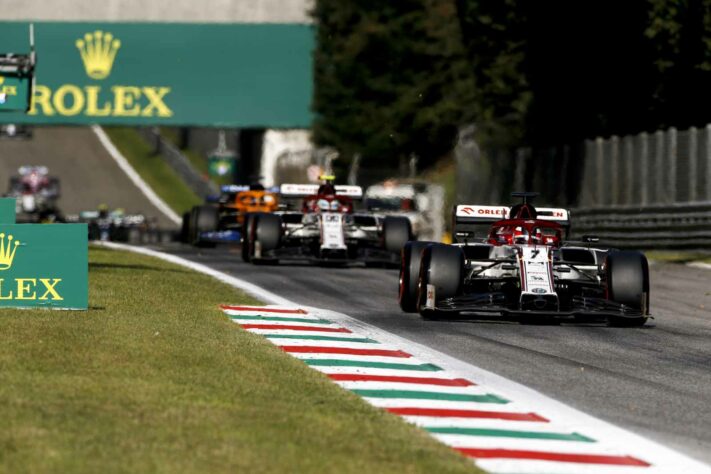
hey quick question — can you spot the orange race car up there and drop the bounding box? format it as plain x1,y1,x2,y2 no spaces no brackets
181,184,279,246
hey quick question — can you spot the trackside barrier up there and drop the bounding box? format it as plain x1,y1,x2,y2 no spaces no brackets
572,202,711,249
138,127,219,199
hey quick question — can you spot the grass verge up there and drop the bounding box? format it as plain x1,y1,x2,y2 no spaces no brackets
159,128,232,187
645,251,711,264
0,246,479,474
102,127,202,215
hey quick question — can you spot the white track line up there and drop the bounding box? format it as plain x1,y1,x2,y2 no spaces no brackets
688,261,711,271
91,125,181,225
95,242,293,305
97,242,711,474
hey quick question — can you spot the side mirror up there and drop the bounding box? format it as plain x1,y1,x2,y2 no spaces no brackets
582,235,600,243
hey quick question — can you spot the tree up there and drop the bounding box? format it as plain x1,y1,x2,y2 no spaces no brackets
645,0,711,129
311,0,477,174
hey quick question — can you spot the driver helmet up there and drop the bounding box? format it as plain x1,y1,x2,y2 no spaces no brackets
513,226,528,244
317,174,337,196
98,203,109,218
532,227,543,243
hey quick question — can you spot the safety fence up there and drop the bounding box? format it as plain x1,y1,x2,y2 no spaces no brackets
578,125,711,207
454,123,711,248
138,127,218,199
573,124,711,248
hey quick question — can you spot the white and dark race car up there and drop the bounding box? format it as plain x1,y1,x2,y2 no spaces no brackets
0,124,33,139
66,206,157,243
365,180,445,242
398,192,650,326
242,178,413,266
6,166,62,222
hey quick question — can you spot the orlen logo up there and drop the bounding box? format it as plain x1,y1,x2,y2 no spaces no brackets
458,206,507,216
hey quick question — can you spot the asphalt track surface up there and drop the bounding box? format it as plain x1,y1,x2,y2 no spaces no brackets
5,126,709,466
151,243,711,466
0,126,175,226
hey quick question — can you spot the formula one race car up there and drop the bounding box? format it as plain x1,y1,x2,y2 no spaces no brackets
365,180,445,242
399,192,650,326
6,166,62,222
242,177,413,266
66,205,153,243
182,184,279,246
0,124,33,139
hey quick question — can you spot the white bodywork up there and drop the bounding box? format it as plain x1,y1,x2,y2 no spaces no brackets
365,182,444,242
519,245,556,296
280,212,380,244
320,213,347,250
457,243,603,285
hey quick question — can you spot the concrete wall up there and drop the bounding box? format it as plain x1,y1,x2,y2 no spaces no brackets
1,0,313,23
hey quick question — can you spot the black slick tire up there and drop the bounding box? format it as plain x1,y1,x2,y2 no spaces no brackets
383,216,413,253
416,244,464,320
606,251,650,327
399,241,434,313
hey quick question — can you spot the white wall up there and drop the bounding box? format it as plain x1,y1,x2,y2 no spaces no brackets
261,129,313,186
1,0,313,23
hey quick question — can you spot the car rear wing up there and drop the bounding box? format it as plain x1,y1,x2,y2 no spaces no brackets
279,183,363,199
220,185,279,194
452,204,571,242
18,165,48,176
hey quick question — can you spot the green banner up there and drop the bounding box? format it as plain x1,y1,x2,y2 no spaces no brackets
0,198,16,224
0,74,31,112
0,223,87,309
0,22,313,127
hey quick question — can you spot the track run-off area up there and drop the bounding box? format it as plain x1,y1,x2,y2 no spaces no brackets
106,242,711,473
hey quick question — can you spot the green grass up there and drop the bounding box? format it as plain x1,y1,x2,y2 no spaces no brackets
645,251,711,264
102,127,202,214
0,247,480,474
159,127,232,187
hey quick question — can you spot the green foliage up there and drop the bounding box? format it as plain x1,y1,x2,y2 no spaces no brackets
644,0,711,128
455,0,530,147
312,0,477,170
103,127,202,214
313,0,711,166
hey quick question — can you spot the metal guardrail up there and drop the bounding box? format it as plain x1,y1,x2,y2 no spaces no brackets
138,127,219,199
572,202,711,249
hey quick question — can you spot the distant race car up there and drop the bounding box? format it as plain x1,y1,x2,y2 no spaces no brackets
365,180,444,242
182,184,279,246
0,124,33,139
398,192,650,326
242,177,413,266
6,165,62,222
66,206,153,243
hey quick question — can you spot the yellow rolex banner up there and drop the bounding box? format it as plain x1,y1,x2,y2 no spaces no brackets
0,22,313,127
0,224,87,309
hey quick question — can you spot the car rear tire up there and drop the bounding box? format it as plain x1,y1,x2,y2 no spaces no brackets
383,216,413,253
252,213,281,265
399,241,435,313
192,205,219,247
48,177,61,198
241,213,257,262
606,251,650,327
417,244,464,320
180,212,190,243
8,177,21,193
